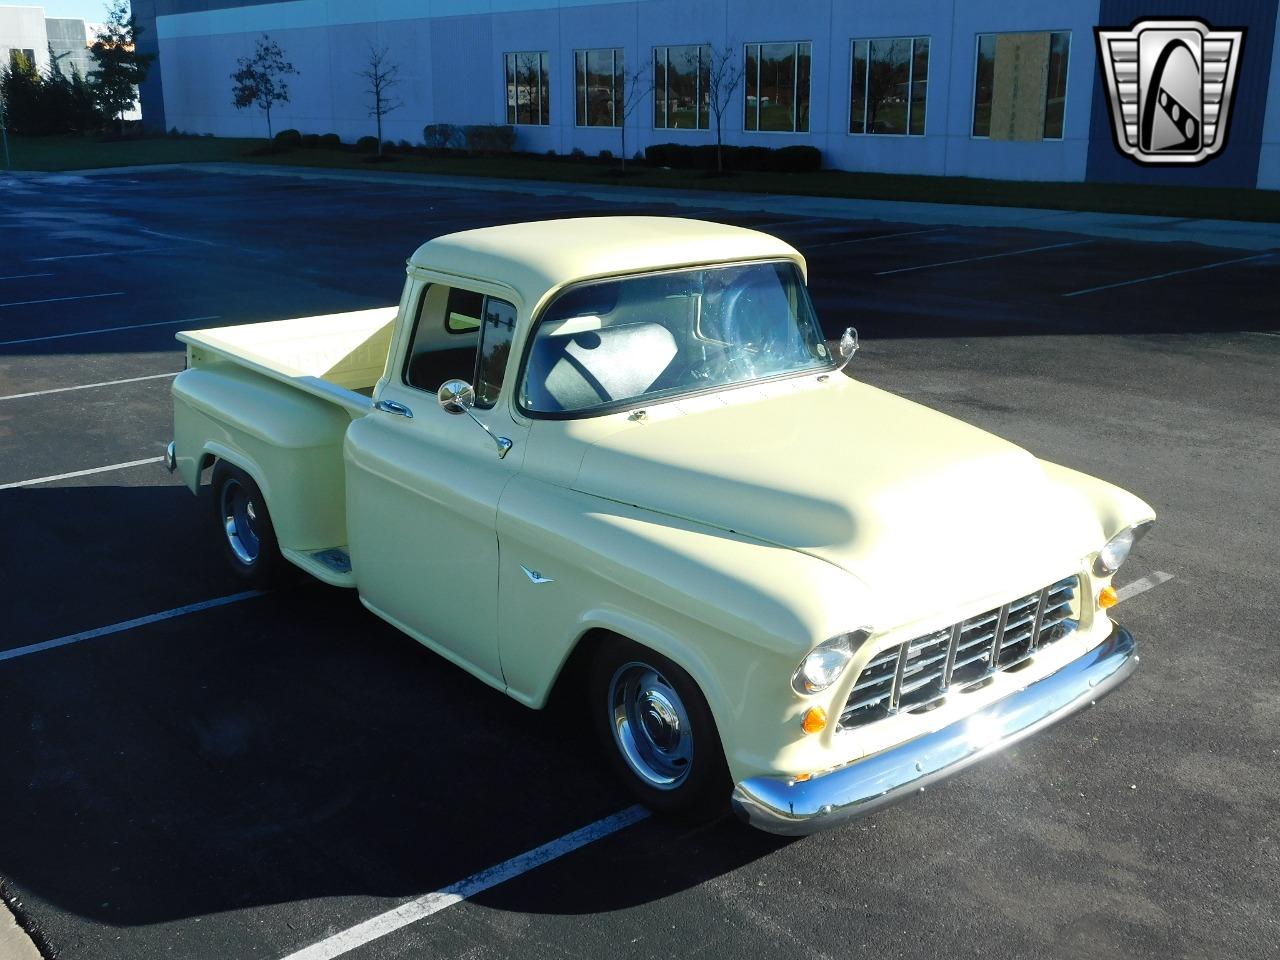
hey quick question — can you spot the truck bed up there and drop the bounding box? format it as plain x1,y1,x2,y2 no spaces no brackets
177,307,398,416
172,307,399,588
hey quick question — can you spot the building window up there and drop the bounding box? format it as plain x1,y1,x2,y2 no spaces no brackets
575,48,623,127
654,44,710,129
744,41,811,133
972,31,1071,141
850,37,929,135
505,52,549,125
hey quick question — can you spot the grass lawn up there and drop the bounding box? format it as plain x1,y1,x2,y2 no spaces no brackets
8,134,1280,223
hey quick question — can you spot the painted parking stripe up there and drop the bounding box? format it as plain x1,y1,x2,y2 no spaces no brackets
0,371,179,402
29,248,174,262
0,456,164,490
0,590,268,664
1062,253,1271,297
875,239,1092,277
1116,571,1174,603
0,291,125,309
140,227,218,246
0,315,218,347
809,227,946,249
0,272,55,282
278,805,651,960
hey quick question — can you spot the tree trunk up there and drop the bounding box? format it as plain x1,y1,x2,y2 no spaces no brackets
376,103,383,156
715,113,723,173
265,105,273,144
620,119,626,172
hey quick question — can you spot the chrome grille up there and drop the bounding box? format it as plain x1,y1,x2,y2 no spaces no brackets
838,576,1079,730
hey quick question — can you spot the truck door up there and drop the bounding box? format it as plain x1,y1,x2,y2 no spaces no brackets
344,279,527,689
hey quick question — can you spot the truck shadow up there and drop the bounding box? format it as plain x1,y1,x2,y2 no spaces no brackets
0,482,796,932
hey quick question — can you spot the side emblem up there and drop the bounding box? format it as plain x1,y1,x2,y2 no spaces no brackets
520,565,555,585
1095,18,1245,165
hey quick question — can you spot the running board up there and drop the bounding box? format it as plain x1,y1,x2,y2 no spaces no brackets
282,546,356,588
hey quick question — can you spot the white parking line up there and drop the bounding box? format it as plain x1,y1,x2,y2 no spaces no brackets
0,457,164,490
1062,254,1271,297
0,368,180,399
1116,571,1174,603
0,315,218,347
875,239,1092,277
809,227,947,249
29,248,173,262
0,590,268,664
278,805,651,960
0,272,55,282
139,227,218,246
0,291,125,310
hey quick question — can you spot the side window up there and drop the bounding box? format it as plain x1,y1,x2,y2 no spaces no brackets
474,297,517,409
403,284,483,392
444,288,483,333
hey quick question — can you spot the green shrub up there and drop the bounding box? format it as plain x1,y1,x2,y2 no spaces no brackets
463,124,516,154
355,135,380,153
423,123,464,149
274,128,302,147
319,132,341,148
645,141,822,173
300,133,320,148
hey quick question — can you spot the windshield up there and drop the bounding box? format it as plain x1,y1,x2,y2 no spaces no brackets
519,261,830,416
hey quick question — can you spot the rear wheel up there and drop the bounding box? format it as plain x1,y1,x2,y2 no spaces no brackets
211,461,281,585
590,635,729,817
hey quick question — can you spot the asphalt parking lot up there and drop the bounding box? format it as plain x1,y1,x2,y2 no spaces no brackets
1,166,1277,960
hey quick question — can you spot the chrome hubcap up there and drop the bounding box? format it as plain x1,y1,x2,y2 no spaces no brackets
220,478,261,566
609,662,693,789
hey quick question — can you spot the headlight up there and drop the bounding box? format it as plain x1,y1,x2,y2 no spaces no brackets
1094,521,1154,575
792,630,869,696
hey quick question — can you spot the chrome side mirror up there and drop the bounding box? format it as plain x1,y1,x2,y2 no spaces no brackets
436,379,512,459
836,326,859,373
437,378,475,414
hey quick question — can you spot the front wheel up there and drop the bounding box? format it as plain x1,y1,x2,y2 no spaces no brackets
211,460,282,585
590,636,729,817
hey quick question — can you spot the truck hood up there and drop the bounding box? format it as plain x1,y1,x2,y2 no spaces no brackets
571,378,1099,624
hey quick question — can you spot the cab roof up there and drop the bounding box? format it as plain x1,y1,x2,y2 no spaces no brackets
408,216,806,308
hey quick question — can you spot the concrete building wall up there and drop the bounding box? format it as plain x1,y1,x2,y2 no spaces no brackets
45,16,91,80
1259,2,1280,189
144,0,1276,186
0,5,51,75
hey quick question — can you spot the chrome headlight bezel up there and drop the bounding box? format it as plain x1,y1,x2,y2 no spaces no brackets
792,629,871,696
1093,520,1155,576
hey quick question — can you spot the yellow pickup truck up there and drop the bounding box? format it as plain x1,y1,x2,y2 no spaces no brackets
167,217,1154,834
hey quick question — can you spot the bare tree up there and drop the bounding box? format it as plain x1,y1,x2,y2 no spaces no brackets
231,34,297,143
359,44,402,157
615,61,652,172
705,44,745,174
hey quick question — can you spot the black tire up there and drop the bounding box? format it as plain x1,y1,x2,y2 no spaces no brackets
211,460,282,585
590,635,730,818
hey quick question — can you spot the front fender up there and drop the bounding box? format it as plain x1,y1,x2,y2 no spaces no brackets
495,476,871,782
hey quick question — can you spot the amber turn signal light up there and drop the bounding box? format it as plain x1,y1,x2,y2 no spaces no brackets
801,706,827,734
1098,585,1119,609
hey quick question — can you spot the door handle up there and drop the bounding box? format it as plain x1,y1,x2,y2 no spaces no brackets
374,399,413,419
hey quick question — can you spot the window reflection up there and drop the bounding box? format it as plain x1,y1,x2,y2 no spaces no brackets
505,51,549,126
654,44,710,129
744,41,811,133
850,37,929,136
972,31,1071,141
576,48,623,127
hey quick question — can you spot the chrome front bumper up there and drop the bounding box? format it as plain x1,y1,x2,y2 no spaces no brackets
731,624,1138,836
